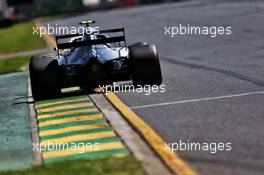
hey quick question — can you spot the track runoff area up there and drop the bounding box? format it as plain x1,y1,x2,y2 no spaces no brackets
34,21,198,175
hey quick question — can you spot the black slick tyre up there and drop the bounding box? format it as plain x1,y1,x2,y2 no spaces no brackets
29,55,61,101
129,44,162,86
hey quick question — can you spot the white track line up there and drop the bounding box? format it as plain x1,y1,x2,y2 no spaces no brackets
130,91,264,109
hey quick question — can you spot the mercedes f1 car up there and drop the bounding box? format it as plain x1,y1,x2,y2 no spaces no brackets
29,20,162,100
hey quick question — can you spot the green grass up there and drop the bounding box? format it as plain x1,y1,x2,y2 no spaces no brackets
0,156,146,175
0,22,46,53
0,56,30,74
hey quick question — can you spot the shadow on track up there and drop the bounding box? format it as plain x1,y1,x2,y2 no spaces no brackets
162,56,264,87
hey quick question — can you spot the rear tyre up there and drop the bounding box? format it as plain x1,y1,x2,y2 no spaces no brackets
129,44,162,85
131,42,147,46
29,55,61,101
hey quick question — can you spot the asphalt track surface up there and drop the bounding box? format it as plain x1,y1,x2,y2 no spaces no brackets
45,1,264,174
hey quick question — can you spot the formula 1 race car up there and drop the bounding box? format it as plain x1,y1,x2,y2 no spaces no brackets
29,20,162,100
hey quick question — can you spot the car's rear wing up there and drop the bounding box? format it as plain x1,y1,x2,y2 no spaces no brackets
55,28,126,49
